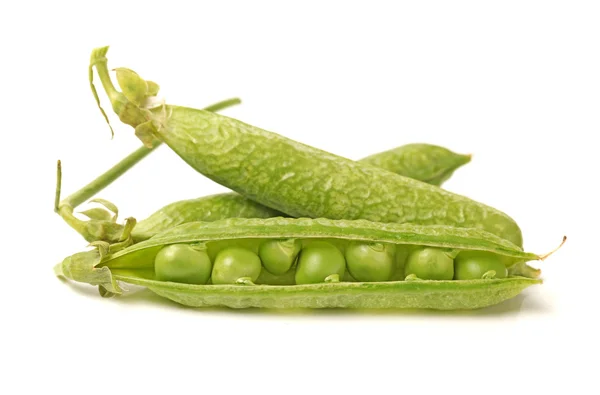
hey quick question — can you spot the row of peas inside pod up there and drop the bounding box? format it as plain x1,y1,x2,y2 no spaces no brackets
149,238,510,286
60,217,545,308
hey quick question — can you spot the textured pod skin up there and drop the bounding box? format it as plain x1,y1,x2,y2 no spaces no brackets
360,143,471,186
90,49,520,245
132,193,284,242
132,144,470,241
154,107,523,246
116,275,540,310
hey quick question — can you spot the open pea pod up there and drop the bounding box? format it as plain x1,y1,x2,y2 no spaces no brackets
56,217,556,310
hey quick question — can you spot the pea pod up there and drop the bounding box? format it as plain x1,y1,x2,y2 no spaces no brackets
89,46,523,247
360,143,471,186
55,217,556,310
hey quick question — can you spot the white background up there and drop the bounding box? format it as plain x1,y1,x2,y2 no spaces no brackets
1,1,598,394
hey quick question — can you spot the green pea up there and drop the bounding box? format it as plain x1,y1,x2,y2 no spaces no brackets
212,247,262,285
259,239,301,275
404,247,455,280
295,242,346,285
345,241,395,282
154,243,212,284
454,251,508,280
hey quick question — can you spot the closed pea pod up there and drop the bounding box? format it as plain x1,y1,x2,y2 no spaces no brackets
90,47,524,247
56,139,472,244
55,218,562,310
129,144,470,242
360,143,471,186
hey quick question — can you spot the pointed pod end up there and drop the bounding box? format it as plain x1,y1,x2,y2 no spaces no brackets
53,262,65,278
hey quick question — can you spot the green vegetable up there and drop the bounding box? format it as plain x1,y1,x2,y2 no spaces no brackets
55,217,550,310
211,247,262,285
154,243,212,284
56,141,471,244
295,242,346,285
360,143,471,186
345,242,395,282
89,46,524,247
454,251,508,280
404,247,456,280
259,239,301,275
131,143,470,241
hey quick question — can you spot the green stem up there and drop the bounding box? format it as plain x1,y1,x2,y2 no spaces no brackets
203,97,242,113
55,160,62,212
60,145,155,209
